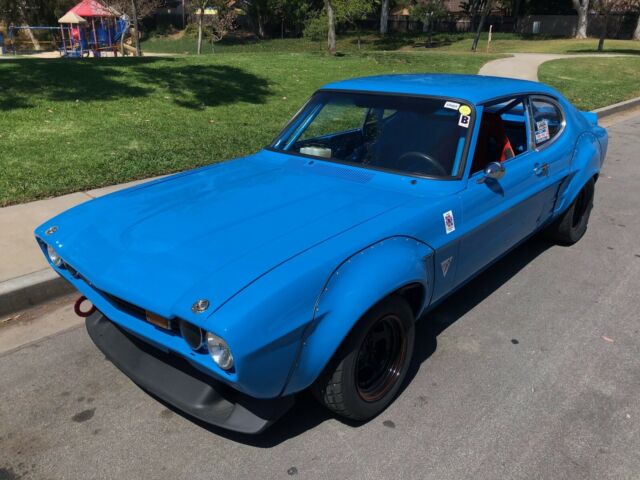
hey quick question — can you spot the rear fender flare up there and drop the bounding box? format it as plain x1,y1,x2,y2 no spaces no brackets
554,132,602,215
282,236,434,395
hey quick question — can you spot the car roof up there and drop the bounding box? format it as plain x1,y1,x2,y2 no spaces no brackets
320,73,561,105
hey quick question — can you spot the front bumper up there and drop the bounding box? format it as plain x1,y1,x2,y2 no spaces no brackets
86,312,294,434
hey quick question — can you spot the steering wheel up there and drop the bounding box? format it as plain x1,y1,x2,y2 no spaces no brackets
396,151,447,177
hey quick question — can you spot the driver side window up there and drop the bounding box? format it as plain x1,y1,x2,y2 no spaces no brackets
471,97,530,175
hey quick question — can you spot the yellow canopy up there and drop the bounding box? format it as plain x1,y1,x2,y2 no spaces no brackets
58,11,88,24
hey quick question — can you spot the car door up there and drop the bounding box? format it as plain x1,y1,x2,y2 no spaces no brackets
454,96,560,285
526,95,574,224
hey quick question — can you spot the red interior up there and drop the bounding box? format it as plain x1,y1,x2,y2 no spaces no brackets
471,112,515,174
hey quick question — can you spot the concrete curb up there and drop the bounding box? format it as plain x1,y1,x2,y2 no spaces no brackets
593,96,640,119
0,270,74,318
1,98,640,319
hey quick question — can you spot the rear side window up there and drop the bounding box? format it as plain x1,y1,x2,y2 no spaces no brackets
530,97,564,148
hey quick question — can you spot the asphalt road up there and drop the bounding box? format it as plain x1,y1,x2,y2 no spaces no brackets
1,113,639,480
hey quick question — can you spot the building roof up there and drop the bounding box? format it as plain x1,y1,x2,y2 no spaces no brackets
69,0,117,18
320,73,560,105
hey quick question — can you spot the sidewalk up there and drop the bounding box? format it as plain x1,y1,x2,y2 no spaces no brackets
479,52,628,81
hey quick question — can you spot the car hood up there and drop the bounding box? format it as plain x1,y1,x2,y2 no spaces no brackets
40,151,412,318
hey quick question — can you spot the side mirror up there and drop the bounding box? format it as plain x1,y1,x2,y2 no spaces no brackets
477,161,505,184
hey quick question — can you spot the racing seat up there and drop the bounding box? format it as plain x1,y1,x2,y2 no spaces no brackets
471,112,515,174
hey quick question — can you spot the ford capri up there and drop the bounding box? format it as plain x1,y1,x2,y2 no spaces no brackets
36,74,608,434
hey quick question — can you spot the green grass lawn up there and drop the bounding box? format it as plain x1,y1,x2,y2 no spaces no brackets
142,31,640,56
0,51,497,206
539,56,640,110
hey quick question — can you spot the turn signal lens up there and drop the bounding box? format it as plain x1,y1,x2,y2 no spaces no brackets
47,244,63,267
206,332,233,370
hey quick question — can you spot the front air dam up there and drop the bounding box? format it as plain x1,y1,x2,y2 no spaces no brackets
85,312,294,434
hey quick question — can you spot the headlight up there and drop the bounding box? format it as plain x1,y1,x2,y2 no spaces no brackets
47,244,63,267
206,332,233,370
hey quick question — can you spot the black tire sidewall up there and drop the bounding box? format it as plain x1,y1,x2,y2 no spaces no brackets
552,178,595,245
336,296,415,421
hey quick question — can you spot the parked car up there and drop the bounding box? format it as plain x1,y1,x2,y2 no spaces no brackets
36,74,608,434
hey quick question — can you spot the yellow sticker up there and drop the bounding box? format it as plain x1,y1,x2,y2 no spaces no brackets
459,105,471,116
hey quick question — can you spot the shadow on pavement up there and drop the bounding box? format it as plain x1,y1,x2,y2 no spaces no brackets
163,235,555,447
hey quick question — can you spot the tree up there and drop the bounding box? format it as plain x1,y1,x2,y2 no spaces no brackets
380,0,390,34
326,0,336,55
192,0,236,54
242,0,268,38
629,0,640,40
471,0,491,51
410,0,446,47
513,0,521,32
572,0,589,39
461,0,485,30
107,0,160,56
333,0,376,50
271,0,317,38
592,0,634,50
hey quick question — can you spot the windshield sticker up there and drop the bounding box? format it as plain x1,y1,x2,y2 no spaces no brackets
443,210,455,234
535,119,550,143
458,105,472,116
444,101,460,110
458,114,471,128
441,256,453,277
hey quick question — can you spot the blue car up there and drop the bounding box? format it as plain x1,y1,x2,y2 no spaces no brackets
36,74,607,434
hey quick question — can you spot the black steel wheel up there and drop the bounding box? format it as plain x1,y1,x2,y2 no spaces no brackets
314,295,415,421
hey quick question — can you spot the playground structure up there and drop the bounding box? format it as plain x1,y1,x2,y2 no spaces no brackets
7,0,136,58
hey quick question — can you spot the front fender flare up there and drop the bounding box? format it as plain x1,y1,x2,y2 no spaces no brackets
282,236,434,395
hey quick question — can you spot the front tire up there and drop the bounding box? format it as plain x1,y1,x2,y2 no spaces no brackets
548,178,595,246
314,295,415,421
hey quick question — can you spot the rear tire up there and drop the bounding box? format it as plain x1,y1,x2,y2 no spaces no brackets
548,178,595,246
313,295,415,421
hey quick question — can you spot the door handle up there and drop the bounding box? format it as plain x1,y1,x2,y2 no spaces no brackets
533,163,549,176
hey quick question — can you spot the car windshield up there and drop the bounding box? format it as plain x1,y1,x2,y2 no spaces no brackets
271,91,474,178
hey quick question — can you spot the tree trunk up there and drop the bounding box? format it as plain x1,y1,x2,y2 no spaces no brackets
197,9,204,54
572,0,589,39
633,13,640,40
380,0,389,35
513,0,521,33
326,0,336,55
130,0,141,56
471,0,491,52
17,0,41,51
257,8,266,39
598,12,608,51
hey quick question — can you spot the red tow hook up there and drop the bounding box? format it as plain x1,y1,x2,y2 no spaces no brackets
74,295,97,318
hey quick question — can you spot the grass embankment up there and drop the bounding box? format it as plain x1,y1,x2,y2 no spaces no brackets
539,56,640,110
142,31,640,56
0,51,497,206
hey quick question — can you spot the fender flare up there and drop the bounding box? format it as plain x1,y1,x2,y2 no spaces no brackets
281,236,435,395
554,131,602,216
